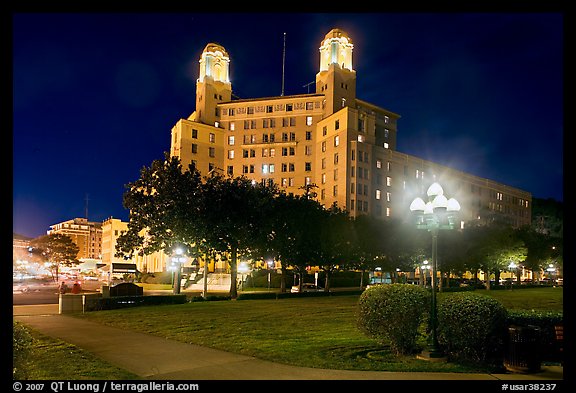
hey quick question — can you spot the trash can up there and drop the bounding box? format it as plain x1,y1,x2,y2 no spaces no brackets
504,325,542,373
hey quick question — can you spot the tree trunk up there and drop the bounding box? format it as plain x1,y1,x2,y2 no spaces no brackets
359,269,365,288
229,247,238,299
485,270,491,290
280,266,287,293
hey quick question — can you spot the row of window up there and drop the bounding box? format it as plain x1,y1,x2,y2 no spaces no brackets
227,146,315,159
240,162,313,175
224,101,319,117
227,131,314,145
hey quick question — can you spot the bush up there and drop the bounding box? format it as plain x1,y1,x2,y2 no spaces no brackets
437,292,508,367
13,321,34,379
357,283,429,355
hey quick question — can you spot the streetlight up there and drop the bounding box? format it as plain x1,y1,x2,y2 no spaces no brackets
237,261,251,291
508,261,518,289
267,260,274,291
546,263,556,284
421,260,430,287
171,247,187,294
410,182,460,360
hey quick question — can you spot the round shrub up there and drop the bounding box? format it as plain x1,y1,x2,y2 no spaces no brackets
357,283,429,355
437,292,508,366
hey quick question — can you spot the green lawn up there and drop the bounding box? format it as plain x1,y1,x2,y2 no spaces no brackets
74,287,562,374
467,287,564,311
14,326,141,380
15,286,562,379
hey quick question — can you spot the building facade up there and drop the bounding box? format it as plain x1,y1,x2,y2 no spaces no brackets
170,28,531,228
101,217,170,273
48,217,103,260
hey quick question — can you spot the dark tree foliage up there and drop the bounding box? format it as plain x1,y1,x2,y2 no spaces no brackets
29,233,80,281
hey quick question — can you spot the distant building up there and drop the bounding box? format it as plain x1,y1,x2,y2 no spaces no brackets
170,28,531,228
101,217,170,274
47,218,102,260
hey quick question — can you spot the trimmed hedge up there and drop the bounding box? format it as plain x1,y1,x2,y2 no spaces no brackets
84,294,187,311
437,292,508,367
357,283,429,355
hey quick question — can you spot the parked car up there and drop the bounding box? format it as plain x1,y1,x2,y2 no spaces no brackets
291,283,324,293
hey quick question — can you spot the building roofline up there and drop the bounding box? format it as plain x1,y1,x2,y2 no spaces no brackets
219,93,324,105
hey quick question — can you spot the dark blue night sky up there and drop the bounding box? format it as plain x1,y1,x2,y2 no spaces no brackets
12,12,564,239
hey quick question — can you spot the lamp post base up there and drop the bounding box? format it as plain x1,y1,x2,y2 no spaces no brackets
417,350,448,362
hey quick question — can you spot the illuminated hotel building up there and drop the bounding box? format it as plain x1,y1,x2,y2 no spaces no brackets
170,29,531,228
47,217,102,260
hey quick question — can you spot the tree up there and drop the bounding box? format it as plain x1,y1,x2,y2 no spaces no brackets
200,172,278,299
29,234,79,282
317,204,353,291
464,224,527,289
115,153,205,281
262,191,325,292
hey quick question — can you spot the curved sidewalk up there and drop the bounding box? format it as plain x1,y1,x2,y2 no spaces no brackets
13,305,563,381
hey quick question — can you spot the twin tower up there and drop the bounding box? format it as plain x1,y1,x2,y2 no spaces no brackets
193,28,357,126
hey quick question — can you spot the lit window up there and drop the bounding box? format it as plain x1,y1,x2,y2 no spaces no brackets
358,135,364,143
386,176,391,187
322,173,326,184
376,160,382,169
228,150,234,159
305,177,311,185
306,116,313,126
384,115,389,124
262,164,268,174
375,189,381,200
386,192,391,202
228,136,235,145
386,207,391,217
384,142,389,149
209,133,215,143
334,135,340,147
269,164,275,173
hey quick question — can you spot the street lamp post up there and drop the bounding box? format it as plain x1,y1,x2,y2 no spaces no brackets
171,247,187,295
508,261,518,289
237,262,251,292
410,182,460,360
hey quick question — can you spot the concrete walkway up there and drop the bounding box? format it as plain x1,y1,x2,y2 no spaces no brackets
13,304,564,381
